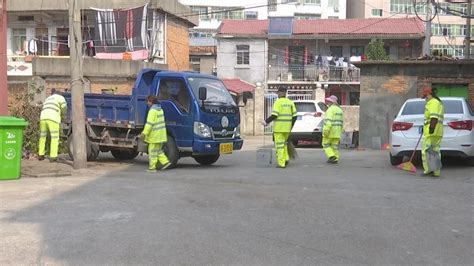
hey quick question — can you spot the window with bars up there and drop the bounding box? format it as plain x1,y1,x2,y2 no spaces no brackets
236,45,250,65
11,28,26,54
268,0,277,11
431,44,464,57
328,0,338,8
432,24,466,37
389,0,426,14
190,6,209,21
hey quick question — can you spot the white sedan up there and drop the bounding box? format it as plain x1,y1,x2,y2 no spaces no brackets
290,100,327,146
390,97,474,165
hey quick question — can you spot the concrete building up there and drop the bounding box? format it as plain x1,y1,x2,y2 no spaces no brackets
6,0,197,78
216,18,425,105
181,0,347,75
347,0,474,58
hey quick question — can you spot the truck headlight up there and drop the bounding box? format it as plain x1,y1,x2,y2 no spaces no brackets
194,122,212,138
235,125,241,137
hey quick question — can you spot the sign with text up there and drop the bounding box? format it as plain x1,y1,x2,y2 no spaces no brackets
268,17,293,35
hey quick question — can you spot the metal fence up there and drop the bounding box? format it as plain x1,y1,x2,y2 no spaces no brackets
268,65,360,82
263,90,315,134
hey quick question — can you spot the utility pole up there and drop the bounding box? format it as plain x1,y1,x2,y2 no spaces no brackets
423,0,432,56
0,0,8,115
464,0,472,59
69,0,87,169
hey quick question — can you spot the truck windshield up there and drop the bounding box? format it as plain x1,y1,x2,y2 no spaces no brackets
187,77,236,106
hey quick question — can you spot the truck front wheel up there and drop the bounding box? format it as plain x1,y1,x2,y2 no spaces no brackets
111,149,139,160
194,154,220,166
163,136,179,169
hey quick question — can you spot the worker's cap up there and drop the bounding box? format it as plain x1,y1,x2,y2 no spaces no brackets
277,86,287,93
325,95,338,103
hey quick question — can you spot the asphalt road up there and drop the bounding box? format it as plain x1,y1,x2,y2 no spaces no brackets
1,141,473,265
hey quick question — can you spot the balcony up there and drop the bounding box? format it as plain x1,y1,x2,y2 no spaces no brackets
268,65,360,83
7,55,33,76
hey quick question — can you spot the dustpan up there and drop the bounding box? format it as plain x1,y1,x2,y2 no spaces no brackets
397,133,423,173
256,125,276,167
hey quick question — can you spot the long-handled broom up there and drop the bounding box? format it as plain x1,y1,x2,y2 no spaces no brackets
397,133,423,173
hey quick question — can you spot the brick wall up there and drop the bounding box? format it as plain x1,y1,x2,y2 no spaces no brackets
416,77,474,107
166,19,191,71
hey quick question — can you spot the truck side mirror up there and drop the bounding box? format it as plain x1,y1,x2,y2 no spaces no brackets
199,87,207,101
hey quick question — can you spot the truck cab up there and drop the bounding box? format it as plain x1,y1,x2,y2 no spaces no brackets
61,69,243,167
152,71,243,165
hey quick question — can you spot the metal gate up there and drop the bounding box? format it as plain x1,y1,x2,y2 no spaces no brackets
264,90,315,134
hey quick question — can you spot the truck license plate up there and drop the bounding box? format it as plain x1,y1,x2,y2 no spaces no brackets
219,143,233,154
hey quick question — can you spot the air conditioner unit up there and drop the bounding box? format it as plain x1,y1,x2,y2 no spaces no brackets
282,72,293,82
318,73,329,82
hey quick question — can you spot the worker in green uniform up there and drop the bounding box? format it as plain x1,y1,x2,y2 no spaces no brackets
38,91,68,162
421,87,444,177
322,95,344,164
263,87,297,168
140,95,171,172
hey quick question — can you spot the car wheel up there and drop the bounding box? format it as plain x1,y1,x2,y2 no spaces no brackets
390,153,403,166
467,157,474,167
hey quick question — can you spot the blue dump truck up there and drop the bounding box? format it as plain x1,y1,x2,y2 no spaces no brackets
61,69,244,168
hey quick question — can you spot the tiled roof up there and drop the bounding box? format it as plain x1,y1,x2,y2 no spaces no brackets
218,20,269,36
217,18,424,36
222,79,256,95
293,17,424,35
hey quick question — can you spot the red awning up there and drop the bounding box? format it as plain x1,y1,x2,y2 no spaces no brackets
222,79,255,95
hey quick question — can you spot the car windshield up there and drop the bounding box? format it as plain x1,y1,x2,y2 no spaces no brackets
401,99,464,115
187,77,236,106
295,102,316,113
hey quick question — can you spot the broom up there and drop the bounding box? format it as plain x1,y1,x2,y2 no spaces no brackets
397,133,423,173
287,141,298,159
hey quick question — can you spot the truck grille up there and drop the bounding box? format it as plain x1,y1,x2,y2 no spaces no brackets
212,127,236,140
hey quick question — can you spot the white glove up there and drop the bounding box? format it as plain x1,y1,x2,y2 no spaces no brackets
260,120,268,126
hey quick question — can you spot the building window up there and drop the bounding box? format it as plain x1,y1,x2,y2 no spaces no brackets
328,0,338,8
268,0,277,11
11,28,27,54
236,45,250,65
211,7,244,20
295,13,321,19
330,46,343,57
190,6,209,21
432,24,466,37
304,0,321,5
350,46,365,56
245,11,258,20
431,44,464,57
390,0,426,14
349,92,360,106
371,9,383,17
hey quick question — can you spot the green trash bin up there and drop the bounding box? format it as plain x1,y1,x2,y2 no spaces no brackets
0,116,28,180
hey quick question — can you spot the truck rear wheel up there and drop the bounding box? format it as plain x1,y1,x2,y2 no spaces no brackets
67,135,98,161
110,149,139,160
194,154,220,165
163,136,179,169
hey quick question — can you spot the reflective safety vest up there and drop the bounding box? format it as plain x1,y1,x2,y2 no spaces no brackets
323,104,344,139
143,104,167,143
40,94,67,124
423,98,444,137
271,97,297,133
